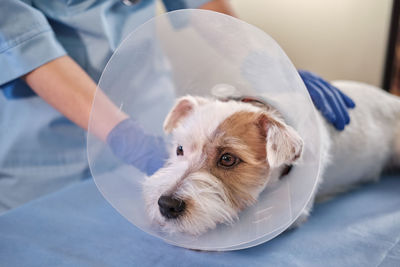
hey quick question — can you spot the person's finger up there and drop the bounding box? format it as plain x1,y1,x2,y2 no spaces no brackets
337,89,356,108
309,72,351,125
140,135,168,175
305,79,337,124
311,73,355,110
316,80,348,129
329,85,351,125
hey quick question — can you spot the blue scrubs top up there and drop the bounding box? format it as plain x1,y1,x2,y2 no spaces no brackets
0,0,210,212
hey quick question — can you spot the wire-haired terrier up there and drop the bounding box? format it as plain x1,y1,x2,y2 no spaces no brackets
143,81,400,235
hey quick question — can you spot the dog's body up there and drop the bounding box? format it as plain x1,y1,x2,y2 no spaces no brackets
143,81,400,235
318,81,400,197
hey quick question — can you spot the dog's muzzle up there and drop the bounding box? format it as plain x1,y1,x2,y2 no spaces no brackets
158,195,186,219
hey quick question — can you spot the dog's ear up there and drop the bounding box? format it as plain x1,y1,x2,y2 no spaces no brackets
258,114,303,168
163,96,208,133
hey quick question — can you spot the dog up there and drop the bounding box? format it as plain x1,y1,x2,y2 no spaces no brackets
143,80,400,236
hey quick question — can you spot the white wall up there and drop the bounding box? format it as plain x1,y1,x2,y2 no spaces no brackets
158,0,393,87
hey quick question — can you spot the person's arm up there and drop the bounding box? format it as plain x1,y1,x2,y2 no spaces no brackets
24,55,166,175
23,55,127,141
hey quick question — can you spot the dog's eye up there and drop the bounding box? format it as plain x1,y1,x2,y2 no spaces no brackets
218,153,239,168
176,145,184,156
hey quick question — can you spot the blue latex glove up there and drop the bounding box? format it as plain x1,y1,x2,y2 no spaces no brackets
107,119,168,176
299,70,355,130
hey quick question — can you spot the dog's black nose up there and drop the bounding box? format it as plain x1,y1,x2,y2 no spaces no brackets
158,195,186,219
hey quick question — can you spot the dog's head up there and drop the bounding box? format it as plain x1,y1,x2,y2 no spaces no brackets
143,96,303,235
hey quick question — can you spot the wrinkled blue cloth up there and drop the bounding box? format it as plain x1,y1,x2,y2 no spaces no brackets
0,173,399,267
299,70,356,130
107,118,168,175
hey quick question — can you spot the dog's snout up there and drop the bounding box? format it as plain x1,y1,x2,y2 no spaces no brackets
158,195,186,219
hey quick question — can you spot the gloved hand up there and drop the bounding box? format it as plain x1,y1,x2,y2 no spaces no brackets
299,70,355,130
107,118,168,176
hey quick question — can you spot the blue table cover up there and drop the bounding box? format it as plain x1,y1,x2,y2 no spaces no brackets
1,173,399,267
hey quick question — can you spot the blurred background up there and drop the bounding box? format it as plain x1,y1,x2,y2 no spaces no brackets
158,0,400,95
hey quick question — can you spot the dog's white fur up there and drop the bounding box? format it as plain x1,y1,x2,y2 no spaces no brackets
143,81,400,235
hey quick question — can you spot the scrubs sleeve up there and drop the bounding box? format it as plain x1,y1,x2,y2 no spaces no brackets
162,0,213,11
0,0,66,87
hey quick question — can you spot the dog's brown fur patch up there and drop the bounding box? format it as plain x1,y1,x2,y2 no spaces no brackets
200,111,270,210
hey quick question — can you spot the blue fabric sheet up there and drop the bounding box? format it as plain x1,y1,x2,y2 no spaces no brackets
0,173,399,267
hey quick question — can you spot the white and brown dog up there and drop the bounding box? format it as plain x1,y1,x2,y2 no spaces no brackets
143,81,400,235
